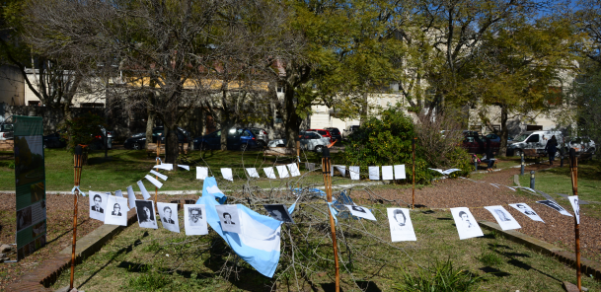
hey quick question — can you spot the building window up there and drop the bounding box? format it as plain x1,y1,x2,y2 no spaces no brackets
28,101,40,106
276,85,284,93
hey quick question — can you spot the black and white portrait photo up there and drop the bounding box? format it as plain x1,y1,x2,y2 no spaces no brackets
215,204,241,234
537,200,573,217
157,202,180,233
451,207,484,240
263,204,294,223
135,200,158,229
568,196,580,224
387,208,416,242
346,205,377,221
111,203,122,216
89,191,108,222
104,196,128,226
517,204,536,215
183,204,206,235
484,206,521,231
509,203,545,222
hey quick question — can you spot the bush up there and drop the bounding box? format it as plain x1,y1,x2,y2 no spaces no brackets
59,113,105,153
393,258,483,292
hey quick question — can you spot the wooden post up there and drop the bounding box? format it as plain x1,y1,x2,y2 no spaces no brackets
296,138,300,171
69,145,84,291
569,149,581,291
322,147,339,292
412,138,416,209
155,140,160,210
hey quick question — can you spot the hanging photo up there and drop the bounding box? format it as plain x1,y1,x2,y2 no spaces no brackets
150,170,168,181
246,168,260,178
334,165,346,177
137,180,151,199
89,191,109,222
484,206,521,231
536,200,573,217
368,166,380,180
287,163,301,177
104,196,128,226
115,189,123,197
126,186,136,209
196,167,209,180
568,196,580,224
178,164,190,171
154,163,173,171
157,202,180,233
184,204,208,235
276,165,289,178
221,168,233,182
145,175,163,189
135,200,158,229
263,204,294,223
382,166,393,181
215,204,241,234
394,165,406,180
263,167,277,179
387,208,417,242
350,166,360,180
508,203,544,222
450,207,484,240
346,205,377,221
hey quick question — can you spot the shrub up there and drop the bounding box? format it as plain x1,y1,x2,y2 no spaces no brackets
393,258,483,292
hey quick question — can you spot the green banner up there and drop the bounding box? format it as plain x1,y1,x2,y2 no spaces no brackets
14,115,47,261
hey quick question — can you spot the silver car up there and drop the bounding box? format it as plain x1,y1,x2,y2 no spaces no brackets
267,132,330,153
566,137,596,154
0,123,14,140
250,128,269,147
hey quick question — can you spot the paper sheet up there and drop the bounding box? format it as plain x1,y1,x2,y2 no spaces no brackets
276,165,289,179
394,165,406,180
137,180,151,200
508,203,544,222
154,163,173,171
350,166,360,180
145,174,163,189
387,208,416,242
381,166,393,180
346,205,377,221
568,196,580,224
157,202,180,233
196,167,208,180
368,166,379,180
150,169,168,181
287,163,301,177
178,164,190,170
135,200,158,229
484,205,521,231
184,204,208,235
221,168,233,181
450,207,484,240
104,196,128,226
215,204,241,234
89,191,109,222
246,168,260,178
536,200,573,217
126,186,136,209
263,167,276,179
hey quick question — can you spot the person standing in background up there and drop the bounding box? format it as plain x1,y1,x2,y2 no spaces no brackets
545,135,558,166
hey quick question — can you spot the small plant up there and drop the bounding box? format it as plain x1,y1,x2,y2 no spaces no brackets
478,252,503,266
393,258,483,292
128,264,172,291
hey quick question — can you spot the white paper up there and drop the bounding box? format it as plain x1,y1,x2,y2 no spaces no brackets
145,175,163,189
104,196,128,226
137,180,151,200
536,200,573,217
394,165,406,180
263,204,294,223
221,168,233,182
387,208,417,241
568,196,580,224
157,202,180,233
178,164,190,170
442,168,461,175
115,190,123,197
263,167,277,179
346,205,377,221
135,200,158,229
334,165,346,177
505,186,516,192
489,183,500,189
150,170,168,181
126,185,136,209
154,163,173,171
287,163,301,177
89,191,109,222
450,207,484,240
196,167,208,180
350,166,360,180
509,203,544,223
276,165,289,179
215,204,241,234
246,168,260,178
184,204,208,235
484,206,521,231
382,166,393,181
368,166,380,180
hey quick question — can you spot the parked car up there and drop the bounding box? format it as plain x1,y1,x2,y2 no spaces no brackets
565,136,596,154
267,131,330,153
484,133,501,143
306,129,333,142
325,127,342,142
0,123,14,140
194,128,259,151
249,128,269,147
124,132,147,150
462,133,500,154
507,130,563,157
124,127,189,150
43,132,67,148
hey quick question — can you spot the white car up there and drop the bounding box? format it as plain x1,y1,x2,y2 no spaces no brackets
266,132,330,153
566,137,596,154
0,123,14,140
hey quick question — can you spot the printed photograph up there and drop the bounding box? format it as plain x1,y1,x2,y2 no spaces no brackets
135,200,158,229
264,204,294,223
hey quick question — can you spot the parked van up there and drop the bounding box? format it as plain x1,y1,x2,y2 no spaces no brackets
507,130,563,157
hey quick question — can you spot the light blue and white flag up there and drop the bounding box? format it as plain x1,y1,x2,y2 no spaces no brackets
196,177,295,278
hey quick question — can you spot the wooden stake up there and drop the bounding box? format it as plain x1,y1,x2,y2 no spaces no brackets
322,148,339,292
296,139,300,170
412,138,416,209
155,140,160,210
70,145,84,291
569,149,581,291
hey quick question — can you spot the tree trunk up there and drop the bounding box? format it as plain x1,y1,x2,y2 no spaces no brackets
284,86,299,147
164,125,179,166
145,102,154,149
499,105,508,157
63,102,73,147
359,90,368,126
220,119,230,150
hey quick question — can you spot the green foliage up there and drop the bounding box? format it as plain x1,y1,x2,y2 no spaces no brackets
127,263,172,292
478,253,503,266
393,258,483,292
59,113,105,153
342,107,433,183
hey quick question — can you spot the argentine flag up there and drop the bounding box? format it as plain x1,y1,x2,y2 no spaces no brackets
196,177,294,278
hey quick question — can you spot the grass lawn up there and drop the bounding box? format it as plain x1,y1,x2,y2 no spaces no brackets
0,149,384,192
51,204,600,292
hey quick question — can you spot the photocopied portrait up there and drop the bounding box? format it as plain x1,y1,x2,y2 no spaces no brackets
89,191,109,222
184,204,207,235
215,204,242,234
387,208,416,242
484,206,521,231
276,165,289,179
263,204,294,223
334,165,347,177
221,168,234,182
536,200,573,217
568,196,580,224
246,168,260,178
394,165,406,180
346,205,377,221
368,166,380,181
263,167,277,179
135,200,158,229
508,203,544,223
157,202,180,233
104,196,128,226
349,166,360,180
382,166,393,181
287,163,301,177
450,207,484,240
